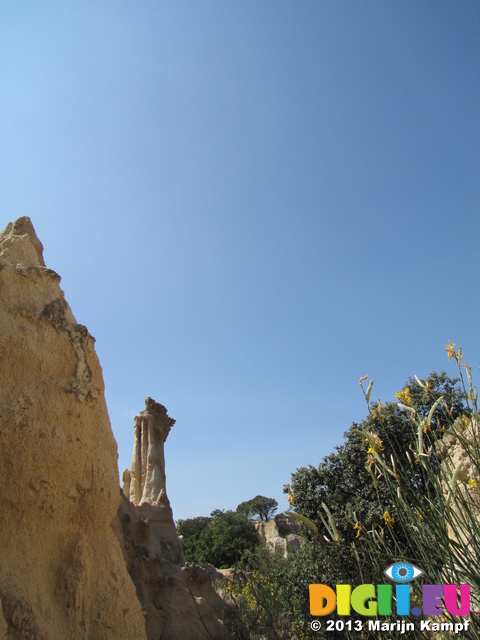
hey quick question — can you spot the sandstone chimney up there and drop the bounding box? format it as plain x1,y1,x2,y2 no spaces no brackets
124,397,175,506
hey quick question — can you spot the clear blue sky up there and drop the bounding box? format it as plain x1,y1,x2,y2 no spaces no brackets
1,1,479,520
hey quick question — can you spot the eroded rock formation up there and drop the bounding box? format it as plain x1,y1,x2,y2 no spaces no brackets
114,402,228,640
123,398,175,506
0,218,147,639
254,514,304,557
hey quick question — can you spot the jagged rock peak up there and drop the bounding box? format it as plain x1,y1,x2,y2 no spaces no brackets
0,216,46,267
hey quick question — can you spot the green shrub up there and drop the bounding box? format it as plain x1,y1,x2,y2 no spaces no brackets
177,510,259,568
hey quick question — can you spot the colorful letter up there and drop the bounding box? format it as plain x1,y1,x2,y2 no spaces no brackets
351,584,377,616
444,584,470,616
395,584,410,615
377,584,392,616
422,584,444,616
336,584,351,615
309,584,336,616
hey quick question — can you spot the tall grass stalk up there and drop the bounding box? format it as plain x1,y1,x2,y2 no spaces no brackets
355,347,479,639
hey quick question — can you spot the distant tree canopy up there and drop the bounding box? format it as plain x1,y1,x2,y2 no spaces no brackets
236,495,278,522
177,510,259,569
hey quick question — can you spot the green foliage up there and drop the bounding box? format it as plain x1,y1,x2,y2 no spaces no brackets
236,495,278,521
351,349,480,638
285,372,467,584
220,546,301,639
207,511,260,568
282,360,478,639
176,516,210,564
177,510,259,569
183,357,479,640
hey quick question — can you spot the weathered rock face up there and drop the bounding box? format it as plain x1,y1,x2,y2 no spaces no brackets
114,402,228,640
254,515,304,558
0,218,147,639
123,398,175,506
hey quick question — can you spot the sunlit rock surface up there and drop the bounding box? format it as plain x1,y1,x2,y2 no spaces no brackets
116,401,228,640
0,217,147,639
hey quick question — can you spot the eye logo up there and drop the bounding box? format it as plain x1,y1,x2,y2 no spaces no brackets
384,562,423,583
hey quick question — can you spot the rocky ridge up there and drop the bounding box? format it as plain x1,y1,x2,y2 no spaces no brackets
0,218,226,640
0,217,147,639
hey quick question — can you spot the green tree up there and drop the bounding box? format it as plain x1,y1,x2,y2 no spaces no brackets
177,510,260,568
286,372,465,548
176,516,210,564
236,495,278,522
207,511,260,568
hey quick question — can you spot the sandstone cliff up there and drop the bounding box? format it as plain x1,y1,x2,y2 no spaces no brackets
0,218,147,639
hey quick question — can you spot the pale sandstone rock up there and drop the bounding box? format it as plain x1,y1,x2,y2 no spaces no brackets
0,218,147,640
128,398,175,506
254,515,304,558
114,405,228,640
114,497,229,640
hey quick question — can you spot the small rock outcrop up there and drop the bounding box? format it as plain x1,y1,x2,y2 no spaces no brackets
0,218,147,639
114,401,228,640
254,514,304,557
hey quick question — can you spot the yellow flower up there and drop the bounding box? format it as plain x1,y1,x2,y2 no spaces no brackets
468,479,477,487
369,434,384,452
381,510,394,527
395,388,411,406
417,509,423,519
288,492,295,505
446,342,455,361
